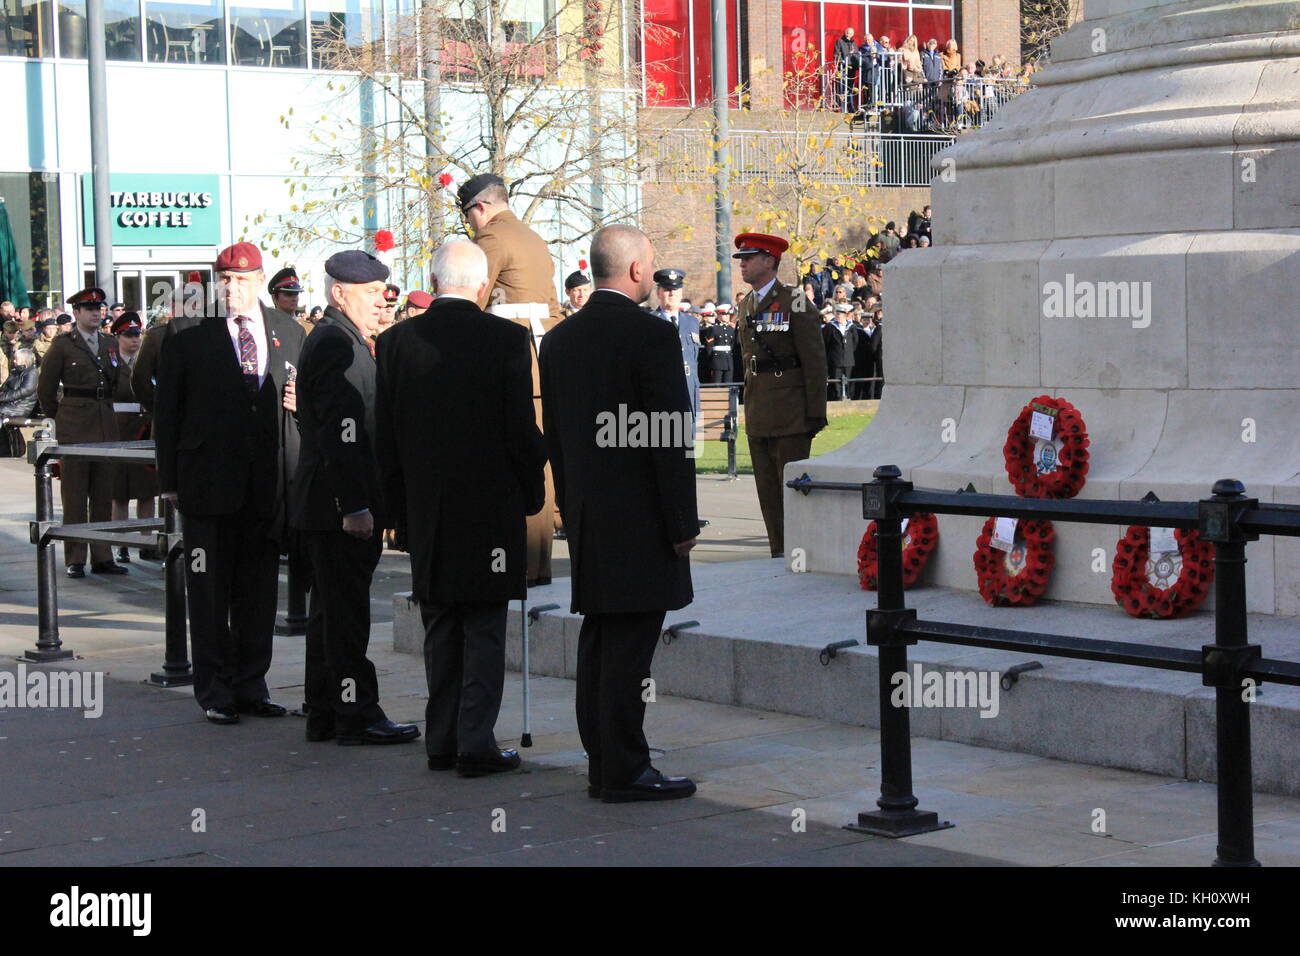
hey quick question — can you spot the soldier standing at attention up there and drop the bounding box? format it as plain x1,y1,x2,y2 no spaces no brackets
647,269,700,423
268,267,304,319
36,287,128,578
733,233,827,558
702,306,736,384
460,172,561,586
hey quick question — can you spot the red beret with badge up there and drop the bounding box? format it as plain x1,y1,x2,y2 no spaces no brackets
214,241,263,273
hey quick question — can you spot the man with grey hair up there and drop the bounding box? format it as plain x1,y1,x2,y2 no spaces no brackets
377,238,546,777
539,224,699,803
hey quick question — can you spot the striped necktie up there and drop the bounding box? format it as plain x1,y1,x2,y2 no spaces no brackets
236,316,258,393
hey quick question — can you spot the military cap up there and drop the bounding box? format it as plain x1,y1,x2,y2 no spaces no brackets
268,267,303,294
56,312,72,325
324,250,390,284
384,283,401,303
36,316,57,329
653,268,685,289
457,173,506,212
716,303,734,315
564,271,592,291
19,317,36,330
214,241,262,273
68,287,108,309
835,303,854,313
732,233,789,259
111,312,143,335
406,290,433,311
695,301,716,316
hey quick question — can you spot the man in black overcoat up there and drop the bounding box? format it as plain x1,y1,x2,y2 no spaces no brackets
153,242,304,725
376,239,547,777
291,250,419,747
538,224,700,803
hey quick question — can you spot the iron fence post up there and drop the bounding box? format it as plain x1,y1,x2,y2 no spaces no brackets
149,498,193,687
1200,478,1261,867
26,435,72,662
848,465,952,837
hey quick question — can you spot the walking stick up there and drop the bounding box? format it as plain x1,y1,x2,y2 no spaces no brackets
520,596,532,748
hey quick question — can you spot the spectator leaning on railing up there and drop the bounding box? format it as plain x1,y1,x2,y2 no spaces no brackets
921,38,944,83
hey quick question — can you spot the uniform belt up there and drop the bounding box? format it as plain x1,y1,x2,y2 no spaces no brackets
749,355,801,374
64,386,107,399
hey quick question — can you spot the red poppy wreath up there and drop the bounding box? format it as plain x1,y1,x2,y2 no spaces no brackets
1003,396,1089,499
857,513,939,591
973,517,1055,607
1111,526,1214,619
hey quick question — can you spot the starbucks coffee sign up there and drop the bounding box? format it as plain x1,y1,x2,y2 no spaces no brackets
83,174,221,246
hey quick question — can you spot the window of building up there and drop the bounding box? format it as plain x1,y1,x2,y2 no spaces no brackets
308,0,380,70
910,5,951,47
643,0,742,108
0,0,53,57
145,0,226,64
57,0,142,60
230,0,306,67
0,173,62,310
865,2,906,48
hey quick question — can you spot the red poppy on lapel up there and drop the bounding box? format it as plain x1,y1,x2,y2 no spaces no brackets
271,333,281,348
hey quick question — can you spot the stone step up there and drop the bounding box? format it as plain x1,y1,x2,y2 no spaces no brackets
392,559,1300,797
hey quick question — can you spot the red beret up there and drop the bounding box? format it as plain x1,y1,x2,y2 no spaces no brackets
732,232,789,259
406,291,433,310
214,242,262,273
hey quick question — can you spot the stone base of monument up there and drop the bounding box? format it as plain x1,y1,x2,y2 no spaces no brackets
393,560,1300,797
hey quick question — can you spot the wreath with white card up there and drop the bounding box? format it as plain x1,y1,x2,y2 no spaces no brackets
1003,396,1089,499
973,516,1055,607
857,513,939,591
1110,525,1214,619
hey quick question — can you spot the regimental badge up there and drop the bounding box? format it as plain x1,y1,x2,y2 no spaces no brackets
691,332,700,343
1146,550,1182,590
1033,437,1060,476
1004,540,1028,576
684,360,692,377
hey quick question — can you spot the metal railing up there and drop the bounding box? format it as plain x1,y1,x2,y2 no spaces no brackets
787,465,1300,866
646,129,953,188
897,77,1027,133
25,429,192,687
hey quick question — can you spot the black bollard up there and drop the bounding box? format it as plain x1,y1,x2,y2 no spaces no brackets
26,435,72,662
848,465,951,838
149,498,193,687
1200,479,1261,867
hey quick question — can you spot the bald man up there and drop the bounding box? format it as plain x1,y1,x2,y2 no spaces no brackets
539,224,699,803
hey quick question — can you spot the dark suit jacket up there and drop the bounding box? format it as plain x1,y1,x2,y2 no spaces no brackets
822,321,860,369
539,289,698,615
291,307,383,532
153,304,304,535
375,296,546,604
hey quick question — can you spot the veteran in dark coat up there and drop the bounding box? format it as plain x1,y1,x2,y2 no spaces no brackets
377,239,546,777
539,224,699,804
152,242,305,725
291,250,419,747
36,287,126,577
733,233,828,557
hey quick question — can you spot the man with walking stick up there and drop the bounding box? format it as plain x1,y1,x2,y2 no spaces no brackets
376,239,546,777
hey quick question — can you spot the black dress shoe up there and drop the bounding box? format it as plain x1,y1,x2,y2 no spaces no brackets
116,547,131,563
239,700,288,718
205,707,240,725
337,719,420,746
427,754,456,771
601,766,696,803
305,721,336,742
138,547,165,562
91,561,129,575
457,748,521,777
66,564,85,579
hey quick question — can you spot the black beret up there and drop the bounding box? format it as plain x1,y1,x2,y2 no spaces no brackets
324,250,390,284
457,173,506,211
564,271,591,290
653,268,685,289
268,267,303,293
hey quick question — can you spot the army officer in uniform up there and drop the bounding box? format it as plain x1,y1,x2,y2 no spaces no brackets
35,287,128,578
733,233,827,558
647,269,700,422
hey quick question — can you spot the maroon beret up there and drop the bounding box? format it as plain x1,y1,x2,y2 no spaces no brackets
406,291,433,310
214,242,262,273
